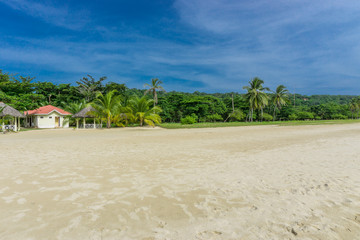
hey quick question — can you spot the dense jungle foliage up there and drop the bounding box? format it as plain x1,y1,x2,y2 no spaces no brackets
1,70,359,127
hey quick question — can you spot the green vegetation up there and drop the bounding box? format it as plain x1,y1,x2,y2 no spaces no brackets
161,119,360,129
243,77,270,121
0,69,359,129
144,78,165,108
127,96,162,127
271,85,290,121
92,90,121,128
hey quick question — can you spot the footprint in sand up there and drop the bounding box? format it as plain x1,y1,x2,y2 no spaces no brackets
196,230,223,240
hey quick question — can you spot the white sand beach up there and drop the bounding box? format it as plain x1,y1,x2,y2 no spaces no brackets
1,124,360,239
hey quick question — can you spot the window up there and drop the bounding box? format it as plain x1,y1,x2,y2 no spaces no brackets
49,116,52,119
40,116,44,119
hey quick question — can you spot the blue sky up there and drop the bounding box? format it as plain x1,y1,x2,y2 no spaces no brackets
1,0,360,94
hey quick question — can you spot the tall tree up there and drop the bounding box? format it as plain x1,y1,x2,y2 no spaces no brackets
92,90,121,128
77,75,107,102
243,77,270,121
271,85,289,121
144,78,165,108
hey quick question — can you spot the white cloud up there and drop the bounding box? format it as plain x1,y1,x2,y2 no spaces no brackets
0,0,89,29
2,0,360,94
171,0,360,93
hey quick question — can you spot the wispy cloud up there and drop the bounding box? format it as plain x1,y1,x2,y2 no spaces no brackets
172,0,360,93
1,0,360,94
0,0,89,30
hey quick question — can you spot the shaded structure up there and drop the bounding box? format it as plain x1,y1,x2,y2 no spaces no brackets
0,102,24,132
72,106,100,129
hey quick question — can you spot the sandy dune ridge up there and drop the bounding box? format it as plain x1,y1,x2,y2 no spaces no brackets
0,124,360,239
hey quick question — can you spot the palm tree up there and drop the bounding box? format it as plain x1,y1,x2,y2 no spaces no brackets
271,85,289,121
242,77,270,122
144,78,165,108
65,100,88,114
92,90,121,128
66,100,89,128
128,96,162,127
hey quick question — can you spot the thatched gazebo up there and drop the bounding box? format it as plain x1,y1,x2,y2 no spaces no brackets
72,106,100,129
0,102,24,132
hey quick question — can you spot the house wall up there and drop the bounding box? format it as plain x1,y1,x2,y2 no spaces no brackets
35,112,69,128
61,116,69,128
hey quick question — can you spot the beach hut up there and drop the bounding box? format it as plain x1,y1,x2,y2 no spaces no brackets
72,106,100,129
0,102,24,132
24,105,71,128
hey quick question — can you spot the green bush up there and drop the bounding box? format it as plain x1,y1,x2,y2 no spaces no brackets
262,113,273,121
297,111,314,120
315,116,322,120
288,113,298,120
228,110,245,122
198,117,207,122
181,115,197,124
331,114,348,119
206,114,223,122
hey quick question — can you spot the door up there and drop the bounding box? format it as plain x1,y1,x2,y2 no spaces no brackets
55,117,60,127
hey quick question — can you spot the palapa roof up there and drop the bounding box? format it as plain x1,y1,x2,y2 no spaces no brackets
0,102,24,117
24,105,71,116
72,106,97,118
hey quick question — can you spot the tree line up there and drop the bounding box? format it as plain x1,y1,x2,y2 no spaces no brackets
0,69,359,127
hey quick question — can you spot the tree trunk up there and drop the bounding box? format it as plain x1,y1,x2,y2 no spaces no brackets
107,116,111,128
273,106,277,121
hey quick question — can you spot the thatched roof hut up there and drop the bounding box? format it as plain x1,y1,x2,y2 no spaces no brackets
72,106,97,118
0,102,23,117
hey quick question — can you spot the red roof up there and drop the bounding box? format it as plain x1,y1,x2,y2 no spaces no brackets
24,105,71,116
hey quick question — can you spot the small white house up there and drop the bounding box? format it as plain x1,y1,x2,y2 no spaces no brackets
24,105,71,128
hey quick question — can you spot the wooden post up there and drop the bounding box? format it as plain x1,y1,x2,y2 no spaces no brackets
83,118,86,129
18,117,21,131
76,119,79,129
93,118,96,129
14,117,17,131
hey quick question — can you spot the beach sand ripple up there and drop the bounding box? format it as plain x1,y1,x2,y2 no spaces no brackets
0,124,360,239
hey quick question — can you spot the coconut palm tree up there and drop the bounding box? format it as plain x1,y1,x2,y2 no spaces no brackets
271,85,289,121
144,78,165,108
92,90,121,128
128,96,162,127
243,77,270,122
65,100,90,127
65,100,88,114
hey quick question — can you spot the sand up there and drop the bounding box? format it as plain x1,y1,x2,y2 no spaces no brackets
0,124,360,240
